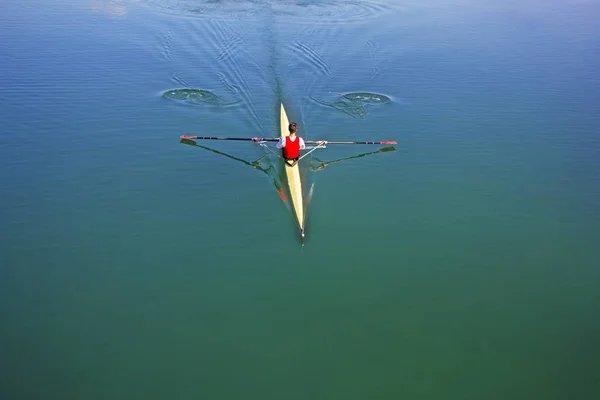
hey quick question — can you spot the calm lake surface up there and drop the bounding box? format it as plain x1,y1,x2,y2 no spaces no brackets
1,0,599,398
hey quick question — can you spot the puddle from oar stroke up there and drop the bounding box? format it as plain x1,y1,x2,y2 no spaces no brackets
310,92,391,119
342,92,391,104
142,0,402,23
162,88,240,108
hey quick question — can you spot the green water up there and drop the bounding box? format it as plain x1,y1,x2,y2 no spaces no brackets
1,0,599,398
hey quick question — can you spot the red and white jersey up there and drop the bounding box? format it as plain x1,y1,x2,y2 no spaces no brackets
276,136,305,159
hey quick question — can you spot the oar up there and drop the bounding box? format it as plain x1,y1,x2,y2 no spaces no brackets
306,140,397,145
180,135,277,142
180,135,396,145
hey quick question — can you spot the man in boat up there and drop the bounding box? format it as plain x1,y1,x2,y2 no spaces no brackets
276,122,306,166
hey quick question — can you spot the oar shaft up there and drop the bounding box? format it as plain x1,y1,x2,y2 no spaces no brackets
180,135,278,142
305,140,397,145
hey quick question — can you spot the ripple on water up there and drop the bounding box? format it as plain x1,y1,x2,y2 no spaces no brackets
142,0,400,23
311,91,391,119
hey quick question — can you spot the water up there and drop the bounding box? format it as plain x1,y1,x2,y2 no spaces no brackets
1,0,599,398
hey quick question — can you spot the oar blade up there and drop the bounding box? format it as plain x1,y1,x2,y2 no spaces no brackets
180,138,199,147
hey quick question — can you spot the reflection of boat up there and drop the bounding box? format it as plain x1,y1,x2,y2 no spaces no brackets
179,107,396,244
279,104,305,239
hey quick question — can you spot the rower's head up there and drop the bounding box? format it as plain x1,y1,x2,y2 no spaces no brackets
289,122,298,135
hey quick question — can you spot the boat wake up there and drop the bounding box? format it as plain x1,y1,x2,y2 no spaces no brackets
141,0,400,24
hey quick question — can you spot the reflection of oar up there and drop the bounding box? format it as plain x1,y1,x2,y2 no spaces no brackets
181,135,396,145
310,146,396,171
180,138,268,171
180,138,287,201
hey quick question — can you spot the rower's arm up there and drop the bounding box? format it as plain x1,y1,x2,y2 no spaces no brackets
276,138,285,149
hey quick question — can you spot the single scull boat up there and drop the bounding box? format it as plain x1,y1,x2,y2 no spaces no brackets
180,103,396,243
279,103,305,238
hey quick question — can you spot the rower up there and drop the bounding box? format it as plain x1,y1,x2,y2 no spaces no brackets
276,122,306,166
